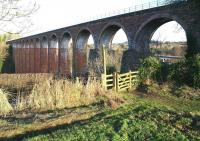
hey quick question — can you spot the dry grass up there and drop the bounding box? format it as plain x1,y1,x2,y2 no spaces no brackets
0,73,53,88
0,74,124,115
0,42,8,61
24,79,123,111
0,89,13,115
150,42,187,56
0,104,100,139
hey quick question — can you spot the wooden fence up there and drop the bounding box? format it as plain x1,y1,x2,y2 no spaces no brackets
101,71,139,92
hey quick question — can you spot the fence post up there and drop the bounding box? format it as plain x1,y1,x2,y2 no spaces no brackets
129,70,132,90
101,74,107,90
102,46,106,76
113,72,117,91
116,72,119,92
76,77,79,83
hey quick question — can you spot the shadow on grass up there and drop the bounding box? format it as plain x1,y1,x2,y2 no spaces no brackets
1,101,104,124
1,99,200,141
0,112,107,141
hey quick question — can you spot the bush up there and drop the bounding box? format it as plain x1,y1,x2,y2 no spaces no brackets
138,54,200,89
106,65,117,74
174,85,200,100
138,56,162,83
187,54,200,88
167,60,187,85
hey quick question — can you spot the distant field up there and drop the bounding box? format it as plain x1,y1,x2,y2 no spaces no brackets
150,42,187,57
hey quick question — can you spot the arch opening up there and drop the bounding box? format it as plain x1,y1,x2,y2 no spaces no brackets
135,18,188,63
49,34,59,73
60,32,73,74
150,21,187,63
41,37,48,73
100,25,129,73
75,29,95,75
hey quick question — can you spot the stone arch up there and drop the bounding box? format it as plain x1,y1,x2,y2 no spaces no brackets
134,14,188,55
99,23,129,73
60,31,73,74
49,34,59,73
41,36,48,73
99,22,129,49
75,28,95,75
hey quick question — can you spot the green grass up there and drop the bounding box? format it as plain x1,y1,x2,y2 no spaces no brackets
22,93,200,141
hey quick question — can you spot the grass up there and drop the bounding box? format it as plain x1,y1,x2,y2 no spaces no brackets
0,74,123,114
22,93,200,141
0,103,104,140
0,89,13,115
0,74,199,140
26,79,122,111
0,73,53,89
0,90,199,140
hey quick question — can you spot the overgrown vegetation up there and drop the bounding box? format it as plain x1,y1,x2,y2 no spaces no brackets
0,74,124,115
21,94,200,141
0,33,20,73
0,89,13,115
138,54,200,89
0,84,199,140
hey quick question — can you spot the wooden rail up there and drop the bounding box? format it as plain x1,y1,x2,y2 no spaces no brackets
101,71,139,92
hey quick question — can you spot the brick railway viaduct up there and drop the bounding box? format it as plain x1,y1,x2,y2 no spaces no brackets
7,0,200,75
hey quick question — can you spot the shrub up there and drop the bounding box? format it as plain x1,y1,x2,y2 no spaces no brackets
186,54,200,88
138,56,162,84
173,85,200,100
167,60,187,85
0,41,8,72
106,65,117,74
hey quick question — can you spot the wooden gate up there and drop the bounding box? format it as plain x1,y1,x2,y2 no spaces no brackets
101,71,139,92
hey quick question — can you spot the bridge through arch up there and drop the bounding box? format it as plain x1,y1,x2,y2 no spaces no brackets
75,29,95,75
134,17,188,56
60,32,73,74
100,24,129,73
150,21,187,63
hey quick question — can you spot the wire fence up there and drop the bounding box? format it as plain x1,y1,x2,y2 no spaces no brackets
71,0,187,26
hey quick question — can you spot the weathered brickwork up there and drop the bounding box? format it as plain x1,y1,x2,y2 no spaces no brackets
7,0,200,74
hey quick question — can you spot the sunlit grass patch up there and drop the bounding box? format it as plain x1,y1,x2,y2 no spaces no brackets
0,89,13,115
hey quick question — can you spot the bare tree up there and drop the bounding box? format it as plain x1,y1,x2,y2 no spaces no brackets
0,0,39,34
